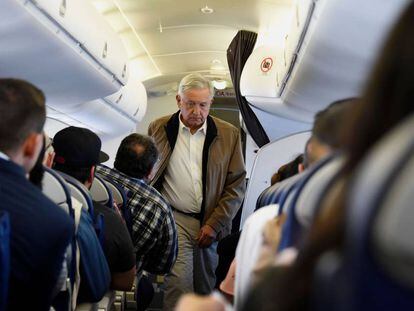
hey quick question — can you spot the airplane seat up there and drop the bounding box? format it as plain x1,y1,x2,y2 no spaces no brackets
42,167,74,217
42,167,76,310
0,211,10,311
278,154,341,251
295,155,345,228
96,174,132,234
99,176,127,211
255,182,283,211
255,173,303,211
90,175,114,209
58,173,116,311
57,172,94,217
314,113,414,310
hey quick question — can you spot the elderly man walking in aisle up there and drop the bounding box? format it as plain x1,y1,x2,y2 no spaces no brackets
148,73,246,310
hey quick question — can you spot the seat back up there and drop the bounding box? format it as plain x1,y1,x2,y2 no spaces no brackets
255,173,303,212
295,156,344,228
90,175,113,209
0,211,10,311
344,113,414,310
42,167,73,216
313,114,414,311
101,178,126,209
98,175,132,234
278,154,340,251
102,178,127,208
42,168,76,310
58,171,94,217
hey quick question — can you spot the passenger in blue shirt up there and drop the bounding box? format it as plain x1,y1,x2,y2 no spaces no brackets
0,79,74,310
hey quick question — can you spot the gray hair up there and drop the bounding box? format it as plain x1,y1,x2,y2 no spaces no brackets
178,73,214,99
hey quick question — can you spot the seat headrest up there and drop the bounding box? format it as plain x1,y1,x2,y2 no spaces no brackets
102,179,125,206
346,113,414,307
57,171,94,216
295,156,344,228
42,167,72,215
90,175,113,207
256,173,303,211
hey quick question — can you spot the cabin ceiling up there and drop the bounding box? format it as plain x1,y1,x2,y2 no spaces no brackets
91,0,293,96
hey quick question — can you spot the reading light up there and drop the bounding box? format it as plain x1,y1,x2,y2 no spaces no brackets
212,80,227,90
201,5,214,14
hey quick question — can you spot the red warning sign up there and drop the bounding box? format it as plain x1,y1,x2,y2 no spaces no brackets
260,57,273,72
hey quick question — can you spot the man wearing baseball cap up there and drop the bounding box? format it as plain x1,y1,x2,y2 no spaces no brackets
53,126,136,292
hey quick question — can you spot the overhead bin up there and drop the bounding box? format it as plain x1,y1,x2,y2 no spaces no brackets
240,44,314,122
104,79,147,122
241,0,408,123
53,78,148,137
0,0,129,108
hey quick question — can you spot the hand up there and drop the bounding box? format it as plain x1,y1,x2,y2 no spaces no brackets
262,214,286,252
197,225,217,248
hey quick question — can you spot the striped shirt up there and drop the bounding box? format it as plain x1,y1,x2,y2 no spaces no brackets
96,165,178,274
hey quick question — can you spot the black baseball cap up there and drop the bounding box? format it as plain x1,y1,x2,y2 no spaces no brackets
52,126,109,167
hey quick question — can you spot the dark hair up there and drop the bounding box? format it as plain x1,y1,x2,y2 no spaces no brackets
312,98,359,149
114,134,158,179
53,163,92,184
0,79,46,152
302,138,311,169
271,154,304,185
29,134,46,189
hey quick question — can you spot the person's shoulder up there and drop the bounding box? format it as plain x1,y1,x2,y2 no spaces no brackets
149,114,173,130
93,201,119,220
27,182,73,227
93,201,127,229
142,183,171,214
43,196,74,229
211,116,238,133
34,193,74,242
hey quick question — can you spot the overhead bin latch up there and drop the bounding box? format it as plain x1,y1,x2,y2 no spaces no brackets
122,64,127,78
59,0,67,17
115,94,123,104
102,42,108,59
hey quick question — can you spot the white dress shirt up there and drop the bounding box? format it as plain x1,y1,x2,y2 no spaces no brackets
161,115,206,213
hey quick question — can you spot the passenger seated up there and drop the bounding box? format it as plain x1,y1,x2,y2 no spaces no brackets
52,127,136,292
28,133,47,189
0,79,74,310
96,134,178,310
242,3,414,310
270,154,304,186
96,134,178,276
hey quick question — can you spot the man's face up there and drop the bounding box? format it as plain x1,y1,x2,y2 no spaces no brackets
177,88,212,131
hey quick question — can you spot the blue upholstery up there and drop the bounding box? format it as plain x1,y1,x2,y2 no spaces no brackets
255,173,303,212
0,211,10,311
278,154,340,251
104,179,127,211
314,114,414,310
345,114,414,310
97,175,132,234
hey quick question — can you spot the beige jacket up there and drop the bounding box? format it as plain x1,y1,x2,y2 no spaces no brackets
148,112,246,239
